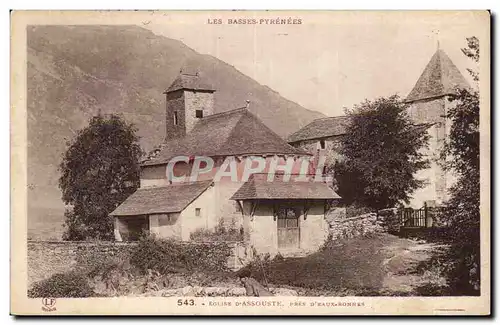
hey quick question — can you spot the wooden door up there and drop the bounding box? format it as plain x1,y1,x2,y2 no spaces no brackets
276,207,300,249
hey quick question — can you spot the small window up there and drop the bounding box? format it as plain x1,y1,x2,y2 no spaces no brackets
320,140,326,149
195,208,201,217
173,111,178,125
195,110,203,118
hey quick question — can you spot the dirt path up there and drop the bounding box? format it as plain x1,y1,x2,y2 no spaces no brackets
380,238,449,294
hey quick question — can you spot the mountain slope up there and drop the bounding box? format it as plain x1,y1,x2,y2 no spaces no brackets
27,25,325,239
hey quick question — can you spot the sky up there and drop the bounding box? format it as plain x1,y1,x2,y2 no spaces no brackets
144,11,487,117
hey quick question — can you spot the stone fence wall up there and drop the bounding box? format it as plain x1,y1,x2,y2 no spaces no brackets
27,240,249,286
326,212,385,240
27,241,137,286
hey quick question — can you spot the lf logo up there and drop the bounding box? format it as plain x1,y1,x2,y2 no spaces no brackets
41,298,56,312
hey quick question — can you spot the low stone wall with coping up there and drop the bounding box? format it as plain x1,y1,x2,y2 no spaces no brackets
27,240,250,286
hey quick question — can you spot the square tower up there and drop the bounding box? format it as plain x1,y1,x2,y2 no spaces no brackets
164,72,215,141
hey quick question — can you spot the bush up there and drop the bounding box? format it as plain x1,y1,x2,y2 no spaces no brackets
75,244,135,277
28,271,95,298
190,218,244,242
377,208,400,233
130,235,232,274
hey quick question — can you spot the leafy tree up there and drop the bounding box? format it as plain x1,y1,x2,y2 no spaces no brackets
333,95,430,210
441,89,480,240
59,114,142,240
439,37,480,294
461,36,480,82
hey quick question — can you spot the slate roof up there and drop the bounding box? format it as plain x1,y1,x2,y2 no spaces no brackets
406,49,470,103
287,116,351,143
165,73,215,93
230,174,341,200
110,181,213,216
142,108,310,166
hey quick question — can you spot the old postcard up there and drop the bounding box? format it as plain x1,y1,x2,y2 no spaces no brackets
11,10,490,315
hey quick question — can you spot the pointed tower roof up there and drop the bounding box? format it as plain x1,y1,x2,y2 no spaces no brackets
164,71,215,94
406,49,470,103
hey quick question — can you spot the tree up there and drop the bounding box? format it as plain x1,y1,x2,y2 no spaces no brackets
59,114,142,240
461,36,480,82
441,36,480,239
333,95,430,210
439,37,480,294
441,89,480,240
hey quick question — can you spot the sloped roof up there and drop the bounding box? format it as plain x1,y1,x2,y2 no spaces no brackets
406,49,470,103
110,181,213,216
287,116,351,143
165,74,215,93
230,174,341,200
142,108,310,166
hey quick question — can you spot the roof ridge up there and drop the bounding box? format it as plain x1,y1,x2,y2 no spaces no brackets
199,107,247,120
437,49,446,85
137,180,213,190
230,109,309,155
222,108,249,149
288,115,349,137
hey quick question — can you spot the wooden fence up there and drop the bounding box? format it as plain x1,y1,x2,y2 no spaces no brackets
399,204,443,229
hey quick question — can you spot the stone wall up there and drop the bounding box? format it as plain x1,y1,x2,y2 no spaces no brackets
291,136,343,170
28,240,249,286
165,90,187,140
407,96,452,207
27,241,136,286
326,212,385,240
183,90,215,134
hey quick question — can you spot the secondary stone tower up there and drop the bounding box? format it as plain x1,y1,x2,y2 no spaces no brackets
405,48,470,207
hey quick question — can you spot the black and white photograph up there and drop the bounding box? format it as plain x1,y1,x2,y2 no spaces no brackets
10,10,490,315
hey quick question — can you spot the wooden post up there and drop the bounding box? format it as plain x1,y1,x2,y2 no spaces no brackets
424,202,428,228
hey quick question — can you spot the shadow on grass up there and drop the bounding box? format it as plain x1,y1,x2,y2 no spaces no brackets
411,238,480,296
239,234,401,296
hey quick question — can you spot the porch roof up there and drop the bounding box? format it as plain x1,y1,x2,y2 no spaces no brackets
110,181,213,216
230,174,341,200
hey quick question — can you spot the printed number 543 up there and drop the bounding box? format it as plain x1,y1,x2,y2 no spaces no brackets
178,299,195,306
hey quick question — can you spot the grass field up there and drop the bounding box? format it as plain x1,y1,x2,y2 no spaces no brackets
241,233,448,296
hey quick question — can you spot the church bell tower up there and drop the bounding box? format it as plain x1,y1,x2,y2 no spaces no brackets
163,70,215,141
405,48,470,207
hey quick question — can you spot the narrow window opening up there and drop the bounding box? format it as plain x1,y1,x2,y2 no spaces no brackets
195,208,201,217
195,110,203,118
173,111,178,125
320,140,326,150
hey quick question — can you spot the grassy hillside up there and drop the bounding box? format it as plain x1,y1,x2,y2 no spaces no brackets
27,25,325,239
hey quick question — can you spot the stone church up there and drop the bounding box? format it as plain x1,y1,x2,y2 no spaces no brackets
111,71,340,256
287,48,471,208
111,47,470,253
